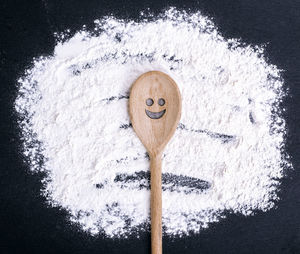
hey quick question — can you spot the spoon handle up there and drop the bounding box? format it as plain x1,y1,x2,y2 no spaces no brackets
150,153,162,254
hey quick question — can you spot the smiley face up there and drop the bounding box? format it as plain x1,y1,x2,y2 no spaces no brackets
145,97,166,119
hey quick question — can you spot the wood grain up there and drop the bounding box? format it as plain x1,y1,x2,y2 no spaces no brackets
129,71,182,254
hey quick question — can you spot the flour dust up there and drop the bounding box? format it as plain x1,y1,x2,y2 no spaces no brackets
15,8,291,237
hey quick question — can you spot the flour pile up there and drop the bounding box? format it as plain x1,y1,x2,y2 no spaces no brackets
15,8,290,237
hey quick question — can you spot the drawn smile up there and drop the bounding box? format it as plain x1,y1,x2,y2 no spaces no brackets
145,109,166,119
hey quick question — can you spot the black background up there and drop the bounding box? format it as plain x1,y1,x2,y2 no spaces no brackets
0,0,300,253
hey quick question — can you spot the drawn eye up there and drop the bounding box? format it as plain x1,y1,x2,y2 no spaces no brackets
158,98,165,106
146,98,154,106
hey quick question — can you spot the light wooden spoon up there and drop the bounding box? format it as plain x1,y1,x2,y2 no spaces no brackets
129,71,182,254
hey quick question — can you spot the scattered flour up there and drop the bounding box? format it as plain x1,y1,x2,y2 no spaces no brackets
15,8,290,237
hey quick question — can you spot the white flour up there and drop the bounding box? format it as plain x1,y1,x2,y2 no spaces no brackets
15,8,291,237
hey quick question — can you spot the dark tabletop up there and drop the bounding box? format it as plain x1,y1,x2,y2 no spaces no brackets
0,0,300,253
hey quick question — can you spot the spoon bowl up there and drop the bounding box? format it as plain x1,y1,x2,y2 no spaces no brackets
129,71,181,157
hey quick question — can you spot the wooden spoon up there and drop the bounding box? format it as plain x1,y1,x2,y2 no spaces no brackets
129,71,182,254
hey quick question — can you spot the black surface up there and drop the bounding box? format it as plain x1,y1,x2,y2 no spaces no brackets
0,0,299,253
